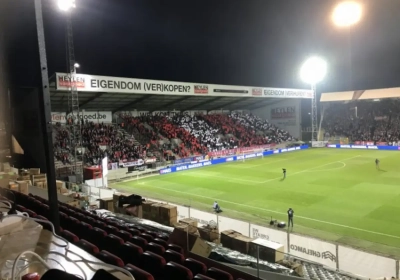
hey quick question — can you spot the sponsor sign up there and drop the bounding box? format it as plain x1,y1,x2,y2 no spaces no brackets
51,111,112,123
327,144,398,150
354,141,374,145
194,85,208,94
144,157,157,164
55,73,312,98
250,224,288,252
289,234,337,269
271,107,296,119
338,245,396,278
311,141,328,148
252,88,262,96
119,159,144,167
189,208,217,227
264,88,312,98
218,216,249,236
208,144,273,157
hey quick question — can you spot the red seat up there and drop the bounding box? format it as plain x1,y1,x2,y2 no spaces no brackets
96,250,124,267
124,264,154,280
105,225,119,235
16,205,26,212
140,233,154,243
89,227,107,248
118,242,143,266
156,234,169,242
130,235,148,250
127,228,140,236
152,238,168,249
103,234,124,254
194,275,215,280
35,215,52,231
139,251,166,277
24,209,37,217
184,258,207,276
165,249,184,264
60,230,79,243
147,242,165,256
145,230,158,238
206,267,233,280
76,239,99,255
164,261,193,280
168,244,184,255
114,230,132,241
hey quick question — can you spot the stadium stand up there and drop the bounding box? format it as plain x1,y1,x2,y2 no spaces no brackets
322,99,400,143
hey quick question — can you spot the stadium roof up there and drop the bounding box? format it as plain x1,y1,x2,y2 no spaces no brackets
49,73,312,113
320,87,400,102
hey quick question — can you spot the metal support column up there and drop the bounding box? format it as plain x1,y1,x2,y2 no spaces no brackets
34,0,60,232
311,84,318,141
65,11,83,182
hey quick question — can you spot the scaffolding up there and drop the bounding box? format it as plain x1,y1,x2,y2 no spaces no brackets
65,11,83,182
311,84,318,141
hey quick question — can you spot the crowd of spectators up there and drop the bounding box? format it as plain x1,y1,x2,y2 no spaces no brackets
229,112,295,143
322,99,400,143
53,125,73,164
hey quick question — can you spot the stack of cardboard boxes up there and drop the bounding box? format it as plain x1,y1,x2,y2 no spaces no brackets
56,180,69,194
141,201,178,226
0,165,30,195
220,230,255,255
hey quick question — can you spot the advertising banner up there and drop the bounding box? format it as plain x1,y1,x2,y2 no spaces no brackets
289,234,337,269
176,205,189,220
338,245,396,278
327,144,400,150
208,144,273,157
354,141,374,145
119,159,144,167
144,157,156,164
271,107,296,119
189,208,218,227
51,111,112,123
249,224,288,252
311,141,328,148
218,216,249,236
55,72,312,98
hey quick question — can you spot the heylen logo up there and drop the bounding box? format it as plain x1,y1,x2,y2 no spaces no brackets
252,88,262,96
194,85,208,94
290,245,336,262
58,75,86,88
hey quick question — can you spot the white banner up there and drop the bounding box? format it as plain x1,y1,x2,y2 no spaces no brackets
119,159,144,167
51,111,112,123
249,224,288,252
189,208,218,227
55,73,312,98
338,246,396,278
289,234,337,269
311,141,328,148
176,205,189,220
218,216,249,236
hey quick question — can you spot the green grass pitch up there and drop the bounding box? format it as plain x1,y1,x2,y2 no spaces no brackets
112,148,400,257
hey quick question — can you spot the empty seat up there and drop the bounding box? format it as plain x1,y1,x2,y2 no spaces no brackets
89,227,107,248
139,233,154,243
118,242,143,266
103,234,124,254
114,230,132,241
164,261,193,280
139,251,166,278
78,221,93,240
127,228,140,236
105,225,119,235
165,249,184,264
184,258,207,276
24,209,37,217
96,251,124,267
147,242,165,256
156,234,169,242
125,264,154,280
152,238,168,249
130,235,148,250
76,239,99,255
194,275,215,280
168,244,184,255
60,230,79,243
206,267,233,280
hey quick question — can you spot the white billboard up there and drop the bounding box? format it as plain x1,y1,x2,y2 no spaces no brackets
289,234,337,269
249,224,288,252
218,216,249,236
55,72,312,98
102,157,108,177
51,111,112,124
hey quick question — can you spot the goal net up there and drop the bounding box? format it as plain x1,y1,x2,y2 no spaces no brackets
239,149,265,162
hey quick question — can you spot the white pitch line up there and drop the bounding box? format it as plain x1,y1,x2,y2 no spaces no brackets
131,182,400,240
240,158,288,168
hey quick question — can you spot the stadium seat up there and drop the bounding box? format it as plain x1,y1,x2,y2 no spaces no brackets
103,234,124,254
194,275,215,280
60,230,79,243
127,228,140,236
139,251,166,278
130,235,148,250
184,258,207,276
146,242,165,255
89,227,107,248
168,244,184,255
96,251,124,267
117,242,143,266
35,215,52,231
140,233,154,243
164,261,193,280
124,264,155,280
114,229,133,241
76,239,100,255
206,267,233,280
152,238,168,249
164,249,184,264
105,225,120,235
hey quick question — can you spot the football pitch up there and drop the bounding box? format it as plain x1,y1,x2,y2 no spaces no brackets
112,148,400,258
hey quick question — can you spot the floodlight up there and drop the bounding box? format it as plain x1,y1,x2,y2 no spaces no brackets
74,63,80,68
58,0,76,11
332,1,362,27
300,57,327,85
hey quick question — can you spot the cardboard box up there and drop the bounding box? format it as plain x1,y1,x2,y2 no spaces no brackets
56,180,64,189
220,230,241,249
198,226,219,242
29,168,40,175
16,181,29,195
249,238,285,263
231,235,255,254
99,198,114,212
179,218,198,228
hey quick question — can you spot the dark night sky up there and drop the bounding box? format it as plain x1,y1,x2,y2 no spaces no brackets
4,0,400,93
